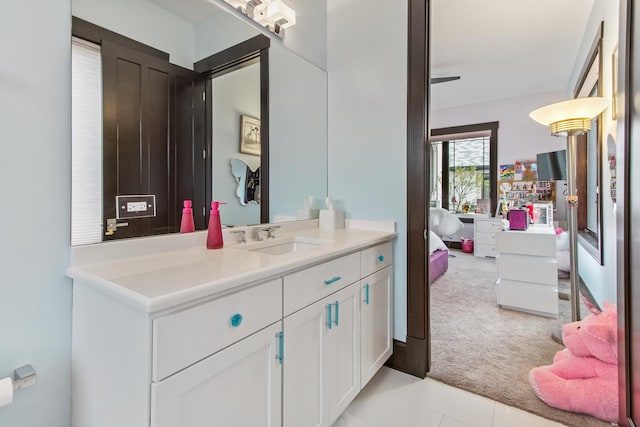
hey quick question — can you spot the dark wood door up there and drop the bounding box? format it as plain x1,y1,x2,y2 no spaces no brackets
617,1,638,425
101,40,202,240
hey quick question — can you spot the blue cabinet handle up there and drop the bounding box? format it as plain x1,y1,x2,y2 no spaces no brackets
365,284,370,305
378,255,384,262
334,301,339,326
326,304,332,330
324,276,342,286
230,313,243,327
277,331,284,365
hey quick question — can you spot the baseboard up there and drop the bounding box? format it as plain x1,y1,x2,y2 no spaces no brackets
384,338,428,379
385,340,407,372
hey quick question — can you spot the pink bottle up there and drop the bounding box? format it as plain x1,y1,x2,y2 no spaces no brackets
180,200,195,233
206,201,226,249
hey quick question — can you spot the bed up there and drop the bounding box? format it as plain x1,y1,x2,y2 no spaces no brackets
427,209,463,285
429,230,449,285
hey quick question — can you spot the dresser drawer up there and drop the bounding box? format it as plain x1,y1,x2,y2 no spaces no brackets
497,279,558,317
474,243,496,257
284,252,360,316
496,231,556,257
152,278,282,381
475,219,504,233
361,242,393,277
497,254,557,285
475,231,497,245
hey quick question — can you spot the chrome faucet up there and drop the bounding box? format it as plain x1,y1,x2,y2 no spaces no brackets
252,225,281,241
264,225,281,239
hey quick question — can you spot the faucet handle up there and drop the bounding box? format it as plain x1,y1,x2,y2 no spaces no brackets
230,229,246,244
264,225,281,239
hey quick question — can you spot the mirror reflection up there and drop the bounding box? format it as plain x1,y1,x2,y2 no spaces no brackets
70,0,328,245
230,158,260,205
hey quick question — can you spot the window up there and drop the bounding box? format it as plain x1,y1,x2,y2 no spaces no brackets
430,122,498,215
71,37,103,246
574,22,604,264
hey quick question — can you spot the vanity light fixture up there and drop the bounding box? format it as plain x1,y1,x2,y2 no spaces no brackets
222,0,296,37
529,97,607,332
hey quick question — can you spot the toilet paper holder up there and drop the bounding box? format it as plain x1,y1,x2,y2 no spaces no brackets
12,364,37,391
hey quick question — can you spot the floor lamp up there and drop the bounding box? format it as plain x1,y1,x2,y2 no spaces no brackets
529,97,608,340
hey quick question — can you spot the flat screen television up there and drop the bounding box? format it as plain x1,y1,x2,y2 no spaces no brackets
536,149,567,180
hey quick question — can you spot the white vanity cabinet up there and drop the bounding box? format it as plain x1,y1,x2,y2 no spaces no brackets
151,322,282,427
282,242,393,427
282,253,361,427
71,277,283,427
150,279,283,427
360,266,393,387
70,232,395,427
360,243,393,388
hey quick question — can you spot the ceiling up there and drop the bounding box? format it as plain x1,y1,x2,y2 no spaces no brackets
150,0,596,111
430,0,596,110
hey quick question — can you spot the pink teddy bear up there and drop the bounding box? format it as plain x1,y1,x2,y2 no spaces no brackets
529,302,618,422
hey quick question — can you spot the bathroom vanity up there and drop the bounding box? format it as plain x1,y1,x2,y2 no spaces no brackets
67,220,395,427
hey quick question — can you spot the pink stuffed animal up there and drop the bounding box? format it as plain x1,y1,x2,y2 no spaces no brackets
529,302,618,422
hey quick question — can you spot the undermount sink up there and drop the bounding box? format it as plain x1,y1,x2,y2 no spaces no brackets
242,237,327,255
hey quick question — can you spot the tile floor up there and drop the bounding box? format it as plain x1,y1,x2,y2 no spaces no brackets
333,367,566,427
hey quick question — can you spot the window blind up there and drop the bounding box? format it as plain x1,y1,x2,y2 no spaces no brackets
71,37,103,246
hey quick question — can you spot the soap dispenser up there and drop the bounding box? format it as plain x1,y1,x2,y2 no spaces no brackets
180,200,195,233
206,201,226,249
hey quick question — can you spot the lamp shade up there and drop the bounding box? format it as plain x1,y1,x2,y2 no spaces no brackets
529,97,608,126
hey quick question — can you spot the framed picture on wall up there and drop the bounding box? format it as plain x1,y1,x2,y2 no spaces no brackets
240,115,261,156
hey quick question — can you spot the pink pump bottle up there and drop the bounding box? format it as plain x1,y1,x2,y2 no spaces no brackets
206,201,226,249
180,200,195,233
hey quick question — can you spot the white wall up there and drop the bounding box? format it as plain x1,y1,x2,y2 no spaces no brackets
327,0,408,340
212,64,262,226
566,0,619,306
432,90,569,177
0,2,72,426
72,0,196,69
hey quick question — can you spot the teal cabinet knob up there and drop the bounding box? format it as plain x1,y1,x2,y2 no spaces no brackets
230,313,243,327
378,255,384,262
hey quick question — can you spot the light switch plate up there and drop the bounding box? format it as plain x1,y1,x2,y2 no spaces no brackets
116,195,156,219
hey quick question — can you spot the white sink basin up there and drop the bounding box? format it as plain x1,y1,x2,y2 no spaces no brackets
241,237,327,255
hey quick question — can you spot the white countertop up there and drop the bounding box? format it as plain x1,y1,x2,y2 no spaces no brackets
67,222,396,314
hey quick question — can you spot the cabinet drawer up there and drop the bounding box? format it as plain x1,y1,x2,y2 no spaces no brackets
497,254,557,285
475,219,504,233
474,243,496,257
497,231,556,257
153,278,282,381
361,242,393,277
497,279,558,317
284,252,360,316
475,231,497,245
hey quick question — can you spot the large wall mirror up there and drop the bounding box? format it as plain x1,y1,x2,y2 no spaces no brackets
574,21,604,265
70,0,328,245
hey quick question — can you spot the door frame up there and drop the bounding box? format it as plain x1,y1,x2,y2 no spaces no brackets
386,0,431,377
616,0,634,425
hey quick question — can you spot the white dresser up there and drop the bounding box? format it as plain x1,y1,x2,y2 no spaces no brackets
473,218,504,257
495,225,558,317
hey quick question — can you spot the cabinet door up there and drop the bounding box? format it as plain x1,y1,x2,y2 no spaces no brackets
151,322,282,427
283,298,328,427
360,266,393,387
327,283,361,425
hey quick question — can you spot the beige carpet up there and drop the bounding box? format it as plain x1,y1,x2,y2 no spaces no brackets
427,250,612,427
